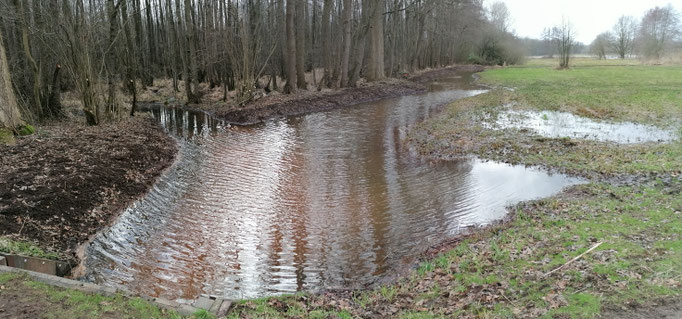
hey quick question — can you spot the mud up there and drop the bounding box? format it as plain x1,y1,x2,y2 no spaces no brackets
215,65,485,125
603,300,682,319
0,117,177,261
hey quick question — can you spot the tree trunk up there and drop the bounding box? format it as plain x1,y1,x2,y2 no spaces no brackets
339,0,352,87
295,0,307,89
106,0,121,119
284,0,297,93
46,64,62,117
13,0,43,119
0,28,22,129
184,0,201,103
319,0,332,89
367,0,385,81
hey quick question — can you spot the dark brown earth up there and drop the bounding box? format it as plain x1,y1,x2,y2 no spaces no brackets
603,300,682,319
0,117,176,262
213,65,485,125
0,277,46,319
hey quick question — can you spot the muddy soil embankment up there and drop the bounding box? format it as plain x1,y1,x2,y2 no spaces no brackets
186,65,485,125
0,117,177,264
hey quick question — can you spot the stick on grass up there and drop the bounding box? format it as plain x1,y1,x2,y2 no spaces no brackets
544,242,603,277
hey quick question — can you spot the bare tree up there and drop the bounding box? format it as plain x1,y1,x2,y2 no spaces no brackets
541,27,554,58
0,0,519,125
367,0,385,81
339,0,352,87
184,0,201,103
638,5,681,60
489,1,510,33
611,15,638,59
590,32,612,60
553,18,576,68
284,0,298,93
295,0,307,89
0,27,22,130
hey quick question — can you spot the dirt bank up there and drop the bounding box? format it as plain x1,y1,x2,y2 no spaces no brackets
0,117,176,262
218,65,484,125
140,65,484,126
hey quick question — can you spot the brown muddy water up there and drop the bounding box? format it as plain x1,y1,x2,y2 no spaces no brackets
83,75,582,302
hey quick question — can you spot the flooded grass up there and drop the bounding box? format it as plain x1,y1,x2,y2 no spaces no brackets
226,64,682,318
492,109,677,143
411,89,681,179
481,64,682,128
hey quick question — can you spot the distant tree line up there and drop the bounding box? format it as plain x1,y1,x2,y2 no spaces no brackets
0,0,524,127
590,4,681,60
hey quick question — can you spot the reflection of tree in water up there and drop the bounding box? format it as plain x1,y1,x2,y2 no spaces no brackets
139,104,223,139
83,80,578,301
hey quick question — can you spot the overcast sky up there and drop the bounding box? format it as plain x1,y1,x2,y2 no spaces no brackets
491,0,682,44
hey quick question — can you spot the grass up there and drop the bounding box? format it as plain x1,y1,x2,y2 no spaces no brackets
523,57,644,68
482,63,682,127
0,272,187,318
0,236,62,260
226,63,681,318
410,64,682,178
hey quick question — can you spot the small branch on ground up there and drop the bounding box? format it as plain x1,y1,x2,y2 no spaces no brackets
543,242,603,277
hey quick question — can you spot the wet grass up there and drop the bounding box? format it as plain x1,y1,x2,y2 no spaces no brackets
226,64,681,318
481,64,682,128
0,272,191,318
410,89,681,179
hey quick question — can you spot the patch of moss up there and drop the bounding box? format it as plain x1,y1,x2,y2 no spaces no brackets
17,124,35,136
0,127,14,144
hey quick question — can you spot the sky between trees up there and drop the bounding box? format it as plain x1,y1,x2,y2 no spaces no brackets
495,0,682,43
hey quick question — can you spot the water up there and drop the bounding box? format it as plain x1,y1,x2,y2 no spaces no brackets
83,75,582,301
492,110,677,144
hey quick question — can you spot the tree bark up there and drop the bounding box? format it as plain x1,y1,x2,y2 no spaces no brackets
339,0,352,87
295,0,307,89
367,0,385,81
284,0,297,93
0,27,22,129
184,0,201,103
13,0,43,119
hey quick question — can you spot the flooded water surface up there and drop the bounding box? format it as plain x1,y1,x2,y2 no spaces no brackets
493,110,678,143
84,75,582,301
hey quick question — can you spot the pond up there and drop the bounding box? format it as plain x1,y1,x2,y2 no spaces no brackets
82,74,582,302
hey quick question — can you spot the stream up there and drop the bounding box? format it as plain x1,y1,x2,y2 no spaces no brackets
83,74,582,302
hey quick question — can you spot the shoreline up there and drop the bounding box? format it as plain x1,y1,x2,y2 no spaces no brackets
0,116,177,268
142,65,485,126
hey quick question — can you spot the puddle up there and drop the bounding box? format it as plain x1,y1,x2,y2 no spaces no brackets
492,110,677,143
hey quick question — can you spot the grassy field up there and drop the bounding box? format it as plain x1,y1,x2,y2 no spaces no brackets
523,57,643,68
226,63,681,318
483,62,682,127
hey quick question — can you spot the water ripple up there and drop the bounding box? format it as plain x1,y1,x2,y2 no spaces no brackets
83,75,582,301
